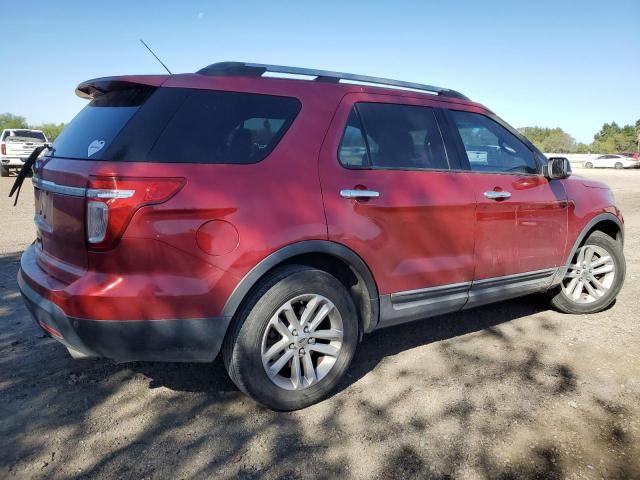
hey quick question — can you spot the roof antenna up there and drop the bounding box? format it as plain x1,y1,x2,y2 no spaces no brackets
139,39,172,74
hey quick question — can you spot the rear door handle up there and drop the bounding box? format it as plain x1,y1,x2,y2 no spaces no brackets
340,189,380,199
484,191,511,200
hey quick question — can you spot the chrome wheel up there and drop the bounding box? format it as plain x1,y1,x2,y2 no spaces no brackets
261,294,344,391
562,244,615,304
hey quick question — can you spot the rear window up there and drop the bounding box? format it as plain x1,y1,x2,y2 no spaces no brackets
50,86,301,164
7,130,47,142
50,86,155,159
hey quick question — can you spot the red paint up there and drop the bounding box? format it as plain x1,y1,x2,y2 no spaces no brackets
468,172,568,278
20,72,624,326
196,220,239,256
319,93,476,293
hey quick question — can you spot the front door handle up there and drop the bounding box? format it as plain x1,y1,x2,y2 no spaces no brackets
340,189,380,199
484,190,511,200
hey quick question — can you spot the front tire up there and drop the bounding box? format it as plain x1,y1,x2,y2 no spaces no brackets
549,231,625,314
614,162,623,169
584,162,593,169
223,265,359,410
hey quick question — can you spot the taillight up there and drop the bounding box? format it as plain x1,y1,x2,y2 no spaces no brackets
1,144,5,155
86,176,184,250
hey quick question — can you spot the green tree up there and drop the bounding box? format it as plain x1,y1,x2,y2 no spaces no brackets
0,113,28,131
36,122,65,141
0,113,66,141
575,142,591,153
518,126,576,153
591,121,637,153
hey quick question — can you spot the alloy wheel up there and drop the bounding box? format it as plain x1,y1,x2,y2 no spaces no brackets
261,294,344,390
562,244,615,304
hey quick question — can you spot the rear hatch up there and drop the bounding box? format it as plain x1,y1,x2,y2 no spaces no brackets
4,130,47,159
32,74,301,283
33,76,169,282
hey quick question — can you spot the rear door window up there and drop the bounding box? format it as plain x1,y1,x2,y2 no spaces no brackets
338,103,449,170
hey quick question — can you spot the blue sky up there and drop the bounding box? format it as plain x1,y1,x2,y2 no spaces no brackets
1,0,638,143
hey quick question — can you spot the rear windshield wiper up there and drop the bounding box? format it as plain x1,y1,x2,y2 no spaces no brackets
8,145,50,206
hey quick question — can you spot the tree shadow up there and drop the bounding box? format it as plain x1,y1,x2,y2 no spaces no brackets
2,246,639,479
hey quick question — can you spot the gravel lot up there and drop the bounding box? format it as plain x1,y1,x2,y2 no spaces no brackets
1,169,638,479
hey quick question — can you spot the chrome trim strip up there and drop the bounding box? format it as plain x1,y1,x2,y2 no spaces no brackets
32,176,87,197
32,177,135,199
33,215,53,233
86,188,135,199
464,268,558,310
377,268,560,329
390,281,471,308
471,268,557,289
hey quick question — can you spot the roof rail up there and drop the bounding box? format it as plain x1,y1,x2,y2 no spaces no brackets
196,62,470,101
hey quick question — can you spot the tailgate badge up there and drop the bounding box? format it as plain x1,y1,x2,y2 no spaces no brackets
88,140,105,157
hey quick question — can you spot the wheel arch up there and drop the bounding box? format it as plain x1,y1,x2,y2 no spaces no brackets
566,213,624,265
221,240,380,333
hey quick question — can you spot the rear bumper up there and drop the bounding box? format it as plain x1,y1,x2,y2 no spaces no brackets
1,157,26,167
18,268,230,363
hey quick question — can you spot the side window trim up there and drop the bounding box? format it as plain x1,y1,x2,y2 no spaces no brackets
353,104,373,168
443,108,543,176
434,108,467,171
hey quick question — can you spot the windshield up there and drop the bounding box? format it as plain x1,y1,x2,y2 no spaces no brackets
8,130,47,142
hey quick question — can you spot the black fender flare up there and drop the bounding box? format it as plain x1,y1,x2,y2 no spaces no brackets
221,240,380,332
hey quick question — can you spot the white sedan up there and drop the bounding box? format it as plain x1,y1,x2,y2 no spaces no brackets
584,154,639,169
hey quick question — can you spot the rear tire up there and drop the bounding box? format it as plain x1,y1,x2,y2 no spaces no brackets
614,162,623,169
0,166,8,177
584,162,593,169
549,231,625,314
223,265,359,410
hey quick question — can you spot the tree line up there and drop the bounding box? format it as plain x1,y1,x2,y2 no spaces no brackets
2,111,639,155
518,120,640,154
0,113,65,141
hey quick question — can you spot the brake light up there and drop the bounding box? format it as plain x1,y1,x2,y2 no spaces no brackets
1,144,5,155
86,176,184,250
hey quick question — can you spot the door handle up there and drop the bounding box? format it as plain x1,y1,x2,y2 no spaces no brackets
484,190,511,200
340,189,380,199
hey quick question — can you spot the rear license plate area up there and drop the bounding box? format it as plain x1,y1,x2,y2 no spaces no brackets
35,189,54,233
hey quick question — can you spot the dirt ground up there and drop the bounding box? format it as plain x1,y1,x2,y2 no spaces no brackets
0,168,638,480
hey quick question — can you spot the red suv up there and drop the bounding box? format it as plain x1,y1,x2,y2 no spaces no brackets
17,62,626,410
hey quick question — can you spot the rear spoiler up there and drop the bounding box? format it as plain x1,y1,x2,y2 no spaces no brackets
75,75,169,100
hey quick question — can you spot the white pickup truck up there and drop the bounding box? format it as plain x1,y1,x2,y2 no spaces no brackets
1,129,48,176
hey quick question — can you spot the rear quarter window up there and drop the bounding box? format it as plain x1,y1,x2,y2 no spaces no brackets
145,90,300,164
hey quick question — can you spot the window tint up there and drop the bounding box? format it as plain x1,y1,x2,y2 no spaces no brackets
50,87,300,164
354,103,449,170
449,110,537,174
50,85,155,159
147,90,300,164
338,109,369,167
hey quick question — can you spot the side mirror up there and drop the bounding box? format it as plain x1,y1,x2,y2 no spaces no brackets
545,157,571,179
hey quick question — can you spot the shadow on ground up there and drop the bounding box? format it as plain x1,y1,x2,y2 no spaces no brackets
1,250,638,479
